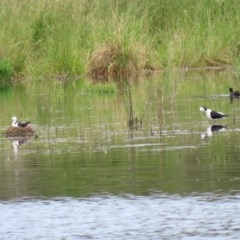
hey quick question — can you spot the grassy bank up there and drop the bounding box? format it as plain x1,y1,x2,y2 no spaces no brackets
1,0,240,82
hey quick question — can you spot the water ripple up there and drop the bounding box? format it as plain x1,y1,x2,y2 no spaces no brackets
0,193,239,240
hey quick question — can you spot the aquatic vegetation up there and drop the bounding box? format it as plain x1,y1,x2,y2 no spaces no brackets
83,82,117,95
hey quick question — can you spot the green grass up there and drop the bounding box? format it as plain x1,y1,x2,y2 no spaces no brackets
0,59,13,87
1,0,240,81
83,82,117,95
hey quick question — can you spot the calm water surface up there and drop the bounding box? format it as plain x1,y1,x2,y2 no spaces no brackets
0,70,240,239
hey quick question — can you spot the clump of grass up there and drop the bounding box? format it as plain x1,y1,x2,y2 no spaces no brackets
88,41,152,82
83,82,117,95
0,59,13,87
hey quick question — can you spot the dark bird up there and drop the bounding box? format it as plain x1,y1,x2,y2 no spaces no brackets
11,116,31,128
229,87,240,99
200,106,228,120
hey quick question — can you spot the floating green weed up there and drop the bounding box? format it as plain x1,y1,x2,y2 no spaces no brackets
83,82,117,95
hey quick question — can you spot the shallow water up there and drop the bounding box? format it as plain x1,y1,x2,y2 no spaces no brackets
0,70,240,239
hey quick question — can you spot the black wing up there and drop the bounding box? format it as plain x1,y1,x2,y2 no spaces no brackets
210,111,227,119
18,121,31,127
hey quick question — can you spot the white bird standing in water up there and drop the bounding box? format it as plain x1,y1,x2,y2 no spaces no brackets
199,107,228,120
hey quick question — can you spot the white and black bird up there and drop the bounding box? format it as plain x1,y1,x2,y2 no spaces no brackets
199,106,228,120
11,116,31,128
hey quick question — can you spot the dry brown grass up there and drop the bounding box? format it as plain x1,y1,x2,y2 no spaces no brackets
88,41,154,82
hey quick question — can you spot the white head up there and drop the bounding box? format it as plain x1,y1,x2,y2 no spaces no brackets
11,116,18,127
199,106,207,112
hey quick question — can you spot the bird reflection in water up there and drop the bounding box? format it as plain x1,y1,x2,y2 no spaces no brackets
201,125,227,139
10,137,30,154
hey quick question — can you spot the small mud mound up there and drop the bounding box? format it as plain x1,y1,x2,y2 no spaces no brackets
6,127,34,137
